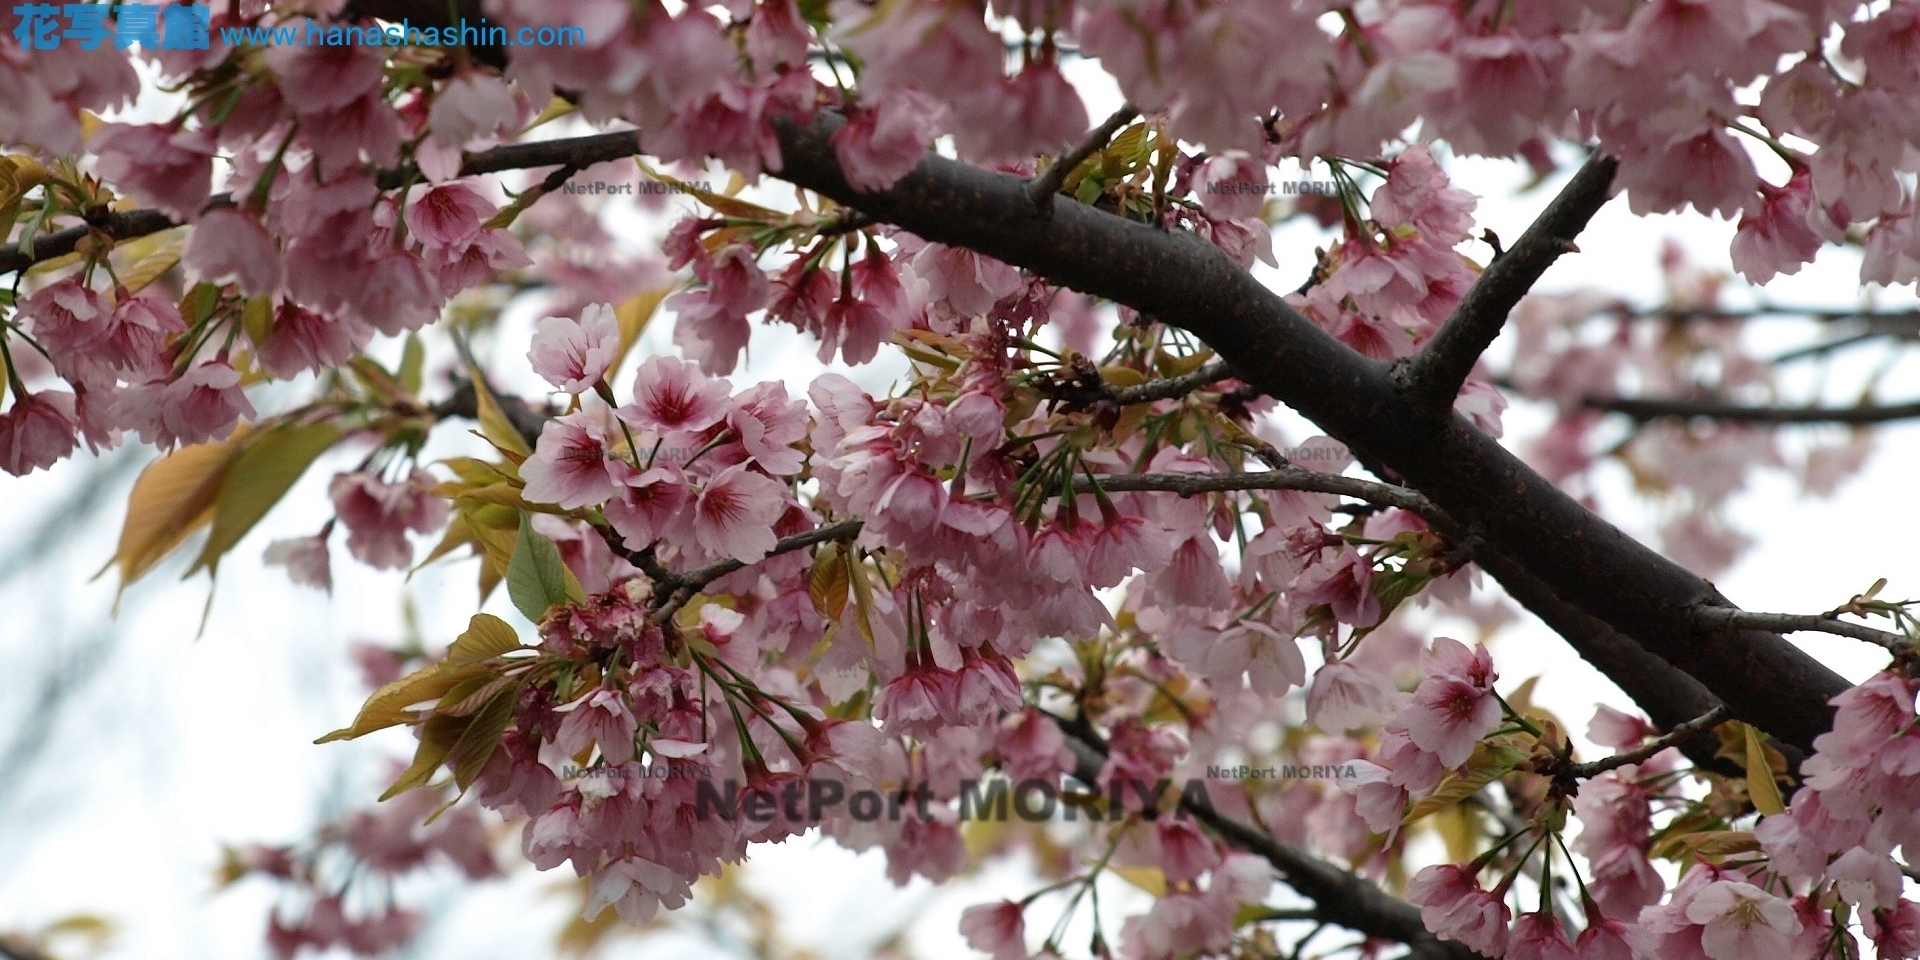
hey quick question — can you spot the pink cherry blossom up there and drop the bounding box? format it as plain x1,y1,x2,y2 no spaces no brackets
183,208,282,297
91,123,215,218
874,667,956,736
405,182,494,250
264,533,333,592
621,355,732,435
122,361,256,449
1407,863,1511,957
556,689,640,766
1731,171,1823,285
604,466,694,550
950,645,1022,724
329,469,449,570
958,901,1027,960
1156,818,1222,884
522,412,631,510
1401,642,1502,769
832,88,948,192
1292,545,1381,628
428,72,521,149
264,37,384,115
1683,879,1801,960
529,303,620,394
726,381,808,476
0,390,78,476
670,243,769,376
258,304,374,380
692,464,786,561
1506,912,1575,960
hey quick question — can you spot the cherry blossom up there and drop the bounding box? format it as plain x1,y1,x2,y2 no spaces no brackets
529,303,620,394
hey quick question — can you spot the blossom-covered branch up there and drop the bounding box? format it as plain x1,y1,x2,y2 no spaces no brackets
767,110,1852,754
1563,705,1732,781
1051,714,1480,960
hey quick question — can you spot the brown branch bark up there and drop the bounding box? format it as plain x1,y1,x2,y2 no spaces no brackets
1583,395,1920,424
1396,153,1619,418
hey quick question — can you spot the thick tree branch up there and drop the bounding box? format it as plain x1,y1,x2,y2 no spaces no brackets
767,112,1850,754
0,208,180,275
1583,395,1920,425
1051,714,1482,960
1396,153,1619,417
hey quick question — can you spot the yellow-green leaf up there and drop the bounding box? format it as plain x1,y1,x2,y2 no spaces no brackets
447,613,522,665
468,369,533,459
609,286,672,376
192,422,340,575
635,159,781,221
241,296,274,348
1744,724,1786,815
1111,865,1166,898
398,333,425,394
809,541,849,621
451,688,520,789
104,425,254,588
315,660,492,743
1404,740,1528,825
118,233,185,296
381,712,467,799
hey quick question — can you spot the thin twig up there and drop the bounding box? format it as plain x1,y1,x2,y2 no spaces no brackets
1027,104,1140,210
1080,469,1438,518
1565,705,1731,779
1692,606,1914,653
1107,358,1235,404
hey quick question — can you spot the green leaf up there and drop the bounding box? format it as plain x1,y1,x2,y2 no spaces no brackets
1744,724,1786,816
447,613,522,665
104,425,254,590
1404,740,1529,825
315,660,492,743
192,422,341,575
808,541,848,621
179,282,219,326
507,512,584,622
451,687,520,790
380,711,466,800
398,333,425,394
